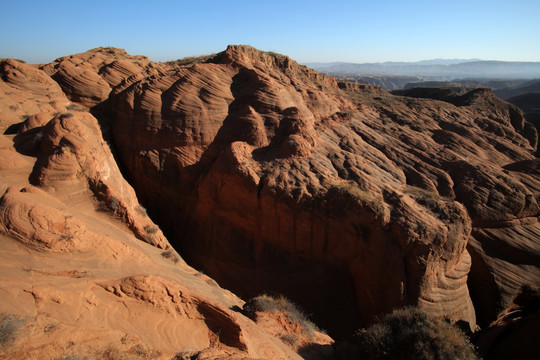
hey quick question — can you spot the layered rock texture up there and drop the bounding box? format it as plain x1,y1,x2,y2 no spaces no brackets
1,45,539,358
0,58,306,359
110,45,538,334
41,47,170,108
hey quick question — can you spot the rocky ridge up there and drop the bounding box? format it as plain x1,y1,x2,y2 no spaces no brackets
41,47,171,108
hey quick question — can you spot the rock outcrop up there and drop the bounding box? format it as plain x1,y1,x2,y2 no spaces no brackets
0,57,302,359
105,45,538,335
14,110,168,248
394,87,540,326
41,47,172,108
0,59,68,133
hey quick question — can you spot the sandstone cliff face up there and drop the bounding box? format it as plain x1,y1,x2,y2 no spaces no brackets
2,45,539,357
0,59,304,359
394,87,540,326
103,45,538,335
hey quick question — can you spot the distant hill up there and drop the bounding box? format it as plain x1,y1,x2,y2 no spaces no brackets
308,60,540,79
494,79,540,99
333,75,425,91
413,58,481,65
507,92,540,130
507,92,540,109
397,78,540,99
391,77,540,141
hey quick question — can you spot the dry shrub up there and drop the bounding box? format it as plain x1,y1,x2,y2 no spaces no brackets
161,249,180,264
280,334,299,347
243,294,319,337
136,205,147,216
144,225,158,234
0,314,24,349
166,54,216,66
340,307,478,360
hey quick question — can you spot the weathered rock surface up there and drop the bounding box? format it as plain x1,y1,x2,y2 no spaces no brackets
2,44,539,357
15,110,168,248
0,58,303,359
0,59,68,133
41,47,172,108
105,45,537,335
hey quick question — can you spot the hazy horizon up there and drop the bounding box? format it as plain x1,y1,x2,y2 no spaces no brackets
1,0,539,65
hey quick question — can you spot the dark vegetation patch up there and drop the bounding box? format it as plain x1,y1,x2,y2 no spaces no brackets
337,307,478,360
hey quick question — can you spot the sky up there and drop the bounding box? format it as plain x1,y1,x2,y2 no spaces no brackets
1,0,539,64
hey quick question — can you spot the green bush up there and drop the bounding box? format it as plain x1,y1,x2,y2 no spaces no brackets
341,307,478,360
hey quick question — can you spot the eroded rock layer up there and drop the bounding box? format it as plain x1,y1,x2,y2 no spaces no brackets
2,45,539,356
102,45,539,335
41,47,172,108
1,57,304,359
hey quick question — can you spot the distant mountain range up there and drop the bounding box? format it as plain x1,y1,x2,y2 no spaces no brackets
307,58,481,69
306,59,540,79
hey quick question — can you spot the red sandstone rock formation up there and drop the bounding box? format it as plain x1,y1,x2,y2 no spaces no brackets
0,58,302,359
41,47,172,108
105,45,538,335
0,59,69,133
2,44,539,357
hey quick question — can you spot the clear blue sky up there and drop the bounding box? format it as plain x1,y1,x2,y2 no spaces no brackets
1,0,539,64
